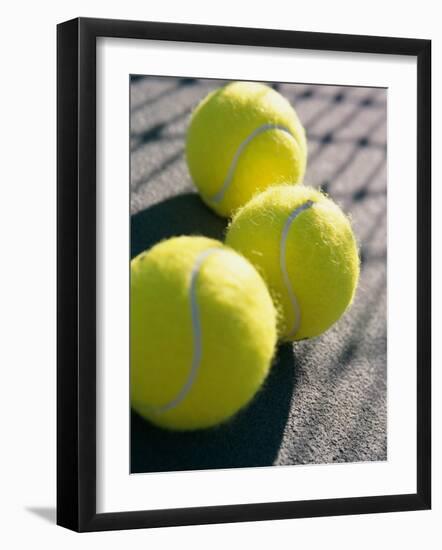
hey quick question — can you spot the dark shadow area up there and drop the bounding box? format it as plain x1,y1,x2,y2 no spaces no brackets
131,343,295,473
131,193,227,258
26,507,56,524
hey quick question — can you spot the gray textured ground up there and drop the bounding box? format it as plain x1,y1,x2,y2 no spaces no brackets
130,77,387,473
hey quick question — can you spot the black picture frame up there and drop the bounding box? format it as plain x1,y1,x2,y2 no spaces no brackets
57,17,431,532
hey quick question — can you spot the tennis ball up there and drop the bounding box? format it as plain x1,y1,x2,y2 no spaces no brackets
131,236,277,430
226,185,360,341
186,81,307,218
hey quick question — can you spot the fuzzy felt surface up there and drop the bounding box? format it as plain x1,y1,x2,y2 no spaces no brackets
130,77,387,472
186,82,307,217
131,236,277,430
226,185,360,340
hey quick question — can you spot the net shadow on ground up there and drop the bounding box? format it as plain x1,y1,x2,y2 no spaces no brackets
131,343,296,473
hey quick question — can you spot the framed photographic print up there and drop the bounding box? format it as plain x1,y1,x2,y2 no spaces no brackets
57,17,431,532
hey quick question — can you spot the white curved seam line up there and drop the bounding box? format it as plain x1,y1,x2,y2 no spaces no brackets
210,123,294,205
280,200,314,339
153,247,223,414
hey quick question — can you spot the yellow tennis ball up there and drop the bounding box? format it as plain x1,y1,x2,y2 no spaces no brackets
130,236,277,430
226,185,360,341
186,81,307,218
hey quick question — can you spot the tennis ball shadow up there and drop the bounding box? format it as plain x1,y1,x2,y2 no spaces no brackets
131,192,227,258
130,343,295,473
